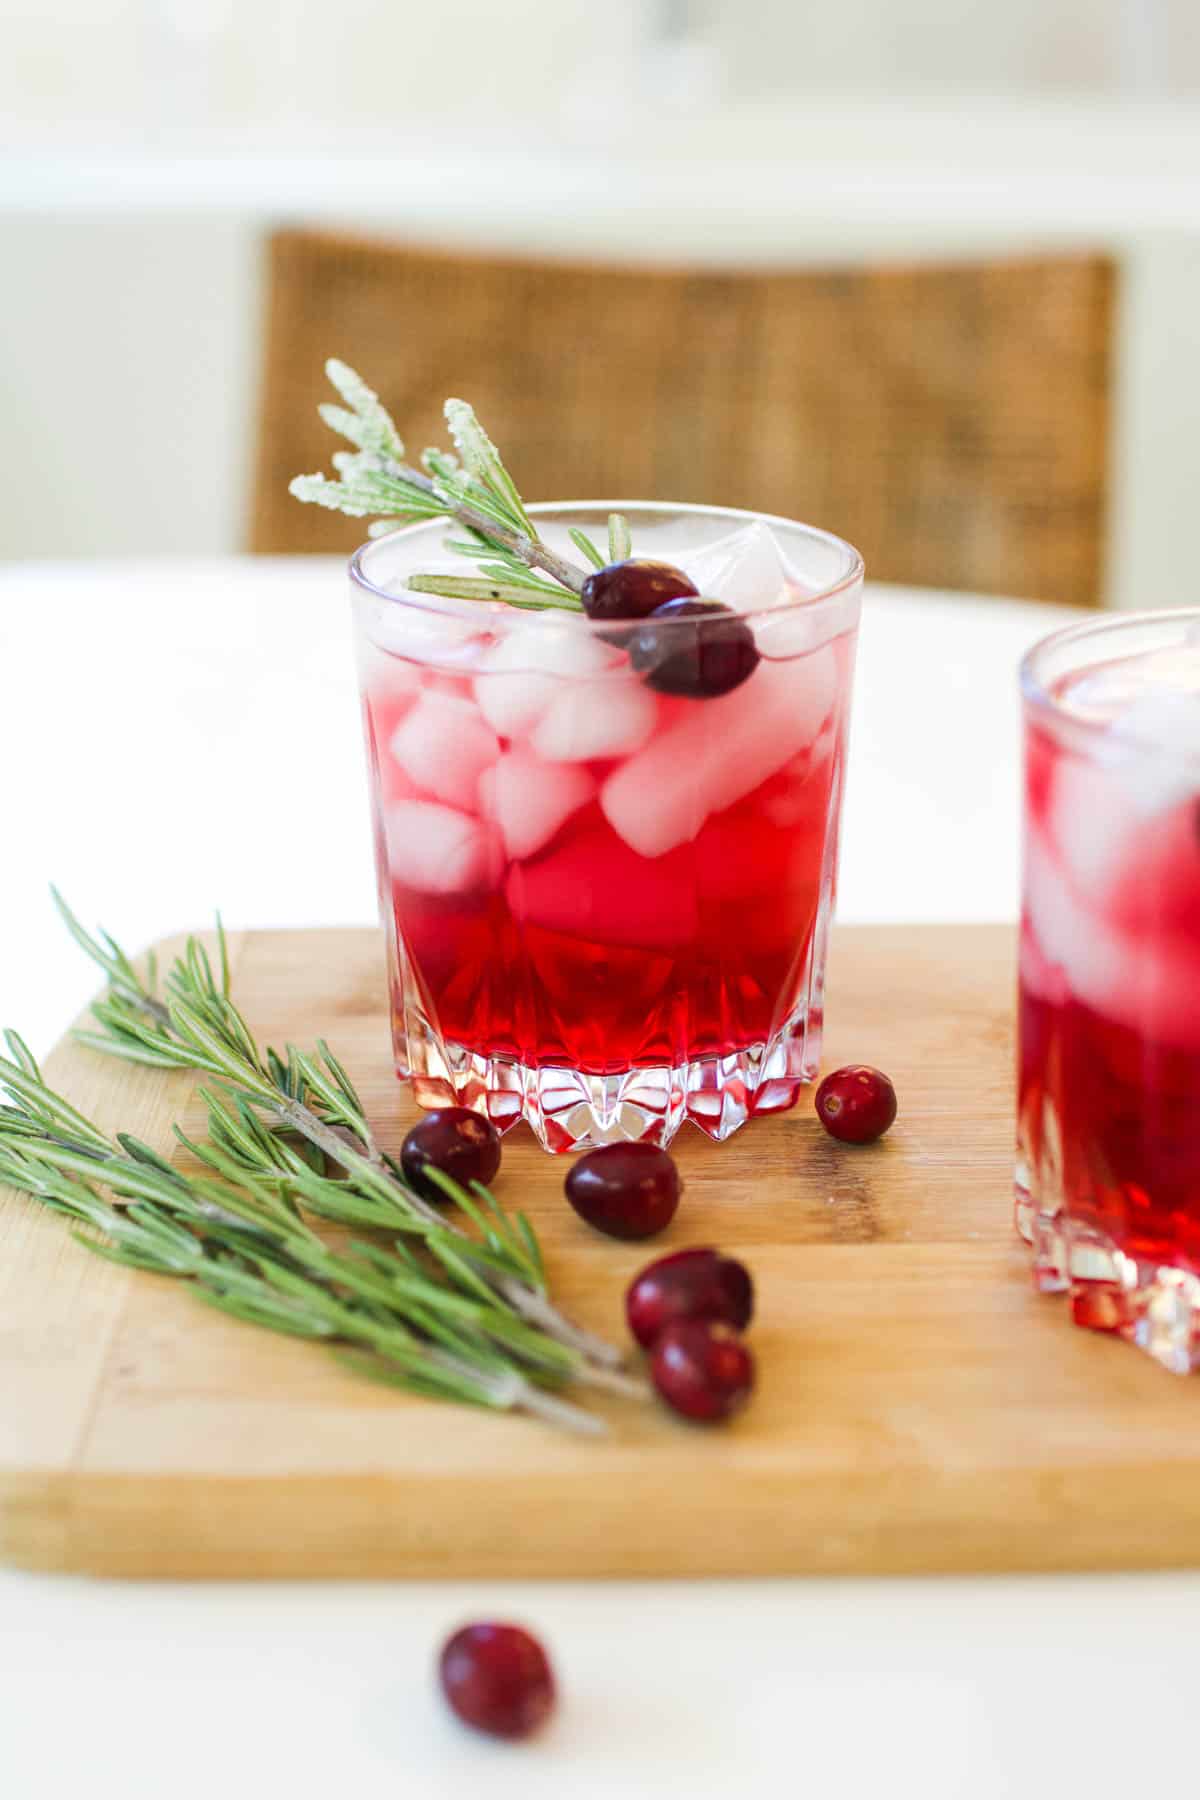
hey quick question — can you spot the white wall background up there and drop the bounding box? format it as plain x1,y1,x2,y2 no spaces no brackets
4,0,1199,138
714,0,1200,98
3,1,1200,606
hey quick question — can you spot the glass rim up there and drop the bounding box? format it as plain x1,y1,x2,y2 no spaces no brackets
1021,605,1200,762
348,498,864,631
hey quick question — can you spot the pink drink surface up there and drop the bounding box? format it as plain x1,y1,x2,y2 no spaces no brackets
363,620,853,1077
1019,657,1200,1272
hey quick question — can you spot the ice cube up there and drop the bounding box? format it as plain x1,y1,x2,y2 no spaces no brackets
389,689,499,810
530,675,657,762
1048,757,1134,897
682,522,797,613
601,647,838,857
753,606,854,664
365,598,485,668
1025,823,1200,1048
1068,647,1200,721
1023,825,1125,1016
365,686,419,793
385,799,499,895
473,618,620,738
1104,691,1200,817
356,635,425,701
478,749,595,860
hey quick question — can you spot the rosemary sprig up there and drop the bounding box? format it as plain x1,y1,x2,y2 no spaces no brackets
14,895,645,1414
289,360,587,603
289,360,629,612
0,1036,606,1434
52,891,629,1373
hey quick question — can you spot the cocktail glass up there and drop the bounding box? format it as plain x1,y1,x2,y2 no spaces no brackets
351,502,862,1152
1018,608,1200,1368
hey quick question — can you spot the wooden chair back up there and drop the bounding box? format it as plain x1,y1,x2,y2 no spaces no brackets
252,229,1114,607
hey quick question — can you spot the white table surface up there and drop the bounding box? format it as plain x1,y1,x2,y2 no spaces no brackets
2,557,1191,1800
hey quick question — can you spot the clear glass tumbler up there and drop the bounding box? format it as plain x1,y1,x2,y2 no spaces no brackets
351,501,862,1152
1018,609,1200,1369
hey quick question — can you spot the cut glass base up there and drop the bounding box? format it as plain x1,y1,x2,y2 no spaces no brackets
1016,1100,1200,1375
398,1008,821,1153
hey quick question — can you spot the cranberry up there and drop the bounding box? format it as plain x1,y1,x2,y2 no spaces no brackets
580,558,697,624
564,1142,681,1240
439,1621,555,1740
401,1106,502,1202
628,597,760,699
814,1065,897,1144
625,1247,754,1349
650,1319,756,1422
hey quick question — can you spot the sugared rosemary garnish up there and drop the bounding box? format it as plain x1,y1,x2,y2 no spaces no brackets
0,896,646,1435
290,360,626,612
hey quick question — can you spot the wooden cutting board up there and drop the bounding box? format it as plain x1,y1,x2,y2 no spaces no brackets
4,922,1199,1581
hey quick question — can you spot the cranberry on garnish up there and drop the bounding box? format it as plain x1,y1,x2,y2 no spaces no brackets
625,1247,753,1349
439,1622,555,1741
650,1319,756,1423
564,1142,681,1240
580,558,697,624
401,1106,502,1202
628,597,760,699
815,1065,897,1144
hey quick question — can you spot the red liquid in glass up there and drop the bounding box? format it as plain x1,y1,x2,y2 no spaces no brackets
364,637,851,1078
1019,675,1200,1291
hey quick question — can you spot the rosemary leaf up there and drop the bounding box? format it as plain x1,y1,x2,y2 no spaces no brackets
473,563,582,599
569,527,606,569
608,513,632,561
406,574,583,612
443,398,535,536
516,1213,547,1287
324,359,406,461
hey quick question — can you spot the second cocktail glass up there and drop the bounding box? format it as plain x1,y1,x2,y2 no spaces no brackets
353,502,862,1152
1019,609,1200,1369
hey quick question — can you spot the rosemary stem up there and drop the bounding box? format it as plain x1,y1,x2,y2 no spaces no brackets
271,1096,444,1230
513,1381,608,1437
498,1279,627,1372
394,462,586,594
569,1359,655,1402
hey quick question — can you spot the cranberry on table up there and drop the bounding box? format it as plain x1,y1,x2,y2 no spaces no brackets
625,1246,754,1349
628,597,760,699
814,1065,898,1144
439,1621,556,1741
650,1319,756,1423
580,558,697,624
401,1106,502,1202
564,1142,681,1241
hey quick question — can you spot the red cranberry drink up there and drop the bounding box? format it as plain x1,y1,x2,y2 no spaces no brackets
1018,609,1200,1369
352,503,861,1150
